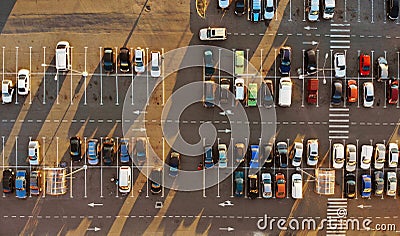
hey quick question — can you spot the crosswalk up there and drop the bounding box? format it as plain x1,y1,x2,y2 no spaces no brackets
330,24,351,49
327,198,348,236
329,108,349,139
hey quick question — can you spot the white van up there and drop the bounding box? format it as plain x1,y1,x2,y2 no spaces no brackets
308,0,319,22
55,41,71,71
150,51,161,77
292,173,303,199
119,166,131,193
278,77,292,107
323,0,335,19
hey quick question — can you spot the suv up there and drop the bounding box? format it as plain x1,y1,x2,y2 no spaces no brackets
55,41,71,71
276,142,288,168
388,0,399,20
119,47,131,72
304,49,317,74
377,57,388,81
30,171,42,196
2,169,15,193
387,172,397,196
250,0,263,22
2,80,15,104
70,136,82,162
150,51,161,78
103,47,115,73
332,143,344,169
291,142,303,167
334,53,346,78
134,47,145,73
278,77,292,107
307,139,319,166
204,49,215,76
204,146,214,169
16,170,27,199
279,46,291,75
199,27,227,41
135,137,147,165
28,140,40,165
388,143,399,168
102,137,115,165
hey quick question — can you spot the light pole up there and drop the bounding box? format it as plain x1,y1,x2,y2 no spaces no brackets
322,53,329,84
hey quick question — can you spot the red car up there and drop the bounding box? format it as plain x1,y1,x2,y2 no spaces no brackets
359,53,371,76
387,79,399,104
347,80,358,103
275,173,286,198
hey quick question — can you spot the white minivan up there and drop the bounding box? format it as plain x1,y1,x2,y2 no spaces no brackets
278,77,292,107
150,51,161,77
55,41,71,71
119,166,131,193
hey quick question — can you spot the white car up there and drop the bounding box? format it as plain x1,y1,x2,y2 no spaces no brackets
118,166,131,194
332,143,344,169
363,82,374,107
388,143,399,168
278,77,292,107
234,78,245,100
291,142,303,167
218,144,227,168
261,173,272,199
264,0,275,20
2,80,14,104
307,139,319,166
199,27,227,41
360,145,373,170
150,51,161,78
291,173,303,199
387,172,397,196
219,0,230,8
308,0,319,21
17,69,30,95
346,144,357,172
334,53,346,78
374,143,386,170
28,141,40,165
134,47,145,73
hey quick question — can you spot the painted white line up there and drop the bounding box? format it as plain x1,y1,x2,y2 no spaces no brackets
329,136,349,139
330,40,351,43
329,35,351,38
329,119,350,122
329,130,349,133
330,29,350,32
330,23,351,26
329,125,349,128
330,46,351,49
329,114,349,117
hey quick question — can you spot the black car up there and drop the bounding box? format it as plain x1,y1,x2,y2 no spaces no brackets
305,49,317,74
263,143,273,164
103,47,115,73
234,0,246,15
102,137,115,165
204,49,215,76
331,80,343,106
276,142,288,168
220,78,231,104
248,174,258,199
388,0,399,20
150,167,162,194
279,46,292,75
345,173,356,198
70,136,82,162
374,171,384,196
119,139,131,163
262,79,274,107
2,169,15,193
169,152,181,177
119,47,131,72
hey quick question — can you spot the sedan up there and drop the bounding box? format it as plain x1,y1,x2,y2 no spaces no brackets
332,143,344,169
276,142,288,168
248,174,258,199
119,47,131,72
103,47,115,73
345,173,356,199
345,144,357,172
363,82,374,107
291,173,303,199
70,136,82,162
87,139,99,165
15,170,27,199
234,171,244,197
102,137,115,165
261,173,272,199
387,172,397,196
204,49,215,76
28,140,40,165
169,152,180,177
234,142,245,163
264,0,275,20
374,171,384,196
262,79,274,108
388,0,399,20
279,46,291,75
360,145,373,169
361,174,372,198
374,143,386,169
150,167,162,194
220,78,230,104
334,53,346,78
2,169,15,193
275,173,286,199
17,69,30,95
387,79,399,104
218,144,228,168
234,0,246,15
388,143,399,168
119,138,131,163
304,49,317,74
204,146,214,169
347,80,358,103
291,142,303,167
263,143,273,165
135,137,147,165
30,171,42,196
377,57,388,81
250,145,260,169
307,139,319,166
331,80,342,106
359,53,371,76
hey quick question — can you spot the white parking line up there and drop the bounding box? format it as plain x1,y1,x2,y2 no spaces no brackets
329,136,349,139
42,47,46,104
115,46,119,106
329,130,349,133
330,46,351,49
329,113,349,117
329,40,351,43
15,47,19,105
329,35,350,38
329,125,349,128
329,119,349,122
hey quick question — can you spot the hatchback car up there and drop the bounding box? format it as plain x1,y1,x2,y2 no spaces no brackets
234,142,246,163
331,80,343,106
262,173,272,198
307,139,319,166
262,79,274,108
87,139,99,165
119,138,131,163
279,46,291,75
30,171,42,196
264,0,275,20
248,174,258,199
220,78,230,104
359,53,371,76
305,49,317,74
291,142,303,167
2,169,15,193
17,69,30,95
360,145,373,170
103,47,115,73
387,172,397,196
374,143,386,169
135,137,147,165
387,79,399,104
291,173,302,199
276,142,288,168
361,174,372,198
102,137,115,165
15,170,27,199
134,47,145,73
275,173,286,198
218,144,228,168
169,152,180,177
332,143,344,169
70,136,82,162
234,0,246,15
347,80,358,103
119,47,131,72
234,171,244,197
374,171,384,196
334,53,346,78
388,142,399,168
377,57,388,81
2,80,15,104
345,173,356,198
150,167,162,194
363,82,374,107
346,144,357,172
388,0,399,20
28,140,40,165
250,145,260,169
204,146,214,169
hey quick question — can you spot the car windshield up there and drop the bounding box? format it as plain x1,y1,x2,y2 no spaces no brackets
366,95,373,102
325,7,334,13
266,7,273,12
362,65,370,71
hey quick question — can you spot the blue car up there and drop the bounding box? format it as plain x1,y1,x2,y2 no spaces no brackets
235,171,244,197
87,139,99,165
250,145,260,169
169,152,180,177
15,170,27,199
361,174,372,198
119,138,131,163
279,46,292,75
250,0,262,22
204,146,214,169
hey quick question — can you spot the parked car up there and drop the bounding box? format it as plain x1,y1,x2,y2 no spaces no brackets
374,171,384,196
387,172,397,196
29,171,42,196
275,173,286,198
248,83,258,107
262,79,274,108
235,171,244,197
204,146,214,169
331,80,343,106
15,170,27,199
347,80,358,103
235,78,245,101
28,140,40,165
220,78,230,104
248,174,258,199
332,143,344,169
263,143,273,164
276,142,288,168
17,69,30,95
346,144,357,172
119,47,131,72
103,47,115,73
119,138,131,163
387,79,399,104
250,145,260,169
363,82,374,107
388,143,399,168
134,47,145,73
118,166,132,194
234,0,246,15
360,145,373,170
307,0,319,21
291,142,303,167
87,139,99,165
359,53,371,76
388,0,399,20
250,0,263,22
261,173,272,198
150,167,162,194
234,50,245,75
278,77,292,107
264,0,275,20
199,27,227,41
2,80,15,104
70,136,82,162
169,152,180,177
377,57,388,81
291,173,302,199
234,142,246,163
279,46,291,75
204,49,215,76
345,173,356,198
150,51,161,78
218,144,228,168
374,143,386,169
2,169,15,193
361,174,372,198
135,137,147,165
219,0,230,9
102,137,115,165
304,49,317,74
307,139,319,166
203,80,216,108
334,53,346,78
